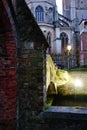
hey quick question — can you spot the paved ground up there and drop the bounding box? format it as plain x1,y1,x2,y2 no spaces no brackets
44,118,87,130
40,106,87,130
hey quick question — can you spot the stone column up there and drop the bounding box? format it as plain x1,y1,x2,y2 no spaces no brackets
70,0,76,20
55,26,61,54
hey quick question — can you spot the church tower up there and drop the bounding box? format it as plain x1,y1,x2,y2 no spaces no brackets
62,0,87,66
63,0,87,23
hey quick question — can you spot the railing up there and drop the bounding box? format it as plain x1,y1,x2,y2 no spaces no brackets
51,54,77,69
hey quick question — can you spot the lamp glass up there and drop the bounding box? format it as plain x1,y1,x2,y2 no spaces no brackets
67,45,71,51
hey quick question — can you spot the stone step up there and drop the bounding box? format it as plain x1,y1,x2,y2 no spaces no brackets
40,106,87,120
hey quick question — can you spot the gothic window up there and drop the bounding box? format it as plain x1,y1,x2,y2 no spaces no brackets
47,32,51,44
60,32,68,54
47,7,53,24
49,7,53,13
35,6,44,22
79,0,84,8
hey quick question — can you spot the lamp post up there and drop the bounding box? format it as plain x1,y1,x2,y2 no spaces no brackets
67,44,71,71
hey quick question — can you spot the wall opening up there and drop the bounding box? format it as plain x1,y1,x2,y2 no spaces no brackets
45,55,87,110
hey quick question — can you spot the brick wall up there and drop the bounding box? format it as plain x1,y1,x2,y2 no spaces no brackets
18,49,46,129
15,1,48,129
0,1,17,129
80,32,87,65
0,0,48,129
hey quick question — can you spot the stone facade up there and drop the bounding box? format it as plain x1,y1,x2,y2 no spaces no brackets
63,0,87,22
26,0,75,55
80,32,87,65
79,15,87,65
25,0,57,54
62,0,87,66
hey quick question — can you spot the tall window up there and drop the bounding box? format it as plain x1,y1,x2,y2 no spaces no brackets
64,0,70,10
47,32,51,44
47,32,51,53
60,32,68,54
35,6,44,22
79,0,84,8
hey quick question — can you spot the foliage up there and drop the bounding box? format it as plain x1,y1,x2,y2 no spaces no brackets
45,96,53,109
46,55,69,94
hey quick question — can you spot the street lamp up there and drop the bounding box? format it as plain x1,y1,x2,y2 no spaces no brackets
67,44,72,71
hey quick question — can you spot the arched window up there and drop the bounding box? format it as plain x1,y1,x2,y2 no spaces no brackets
60,32,68,54
79,0,84,8
35,6,44,22
47,32,51,44
47,7,53,24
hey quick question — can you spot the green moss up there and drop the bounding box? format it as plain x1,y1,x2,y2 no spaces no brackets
46,55,69,89
45,96,53,109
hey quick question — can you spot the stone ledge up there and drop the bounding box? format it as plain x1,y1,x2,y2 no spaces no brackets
40,106,87,120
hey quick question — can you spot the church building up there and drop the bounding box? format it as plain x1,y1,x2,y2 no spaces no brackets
63,0,87,65
25,0,75,56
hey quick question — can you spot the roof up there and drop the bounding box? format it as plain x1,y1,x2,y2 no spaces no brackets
79,14,87,25
83,14,87,20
